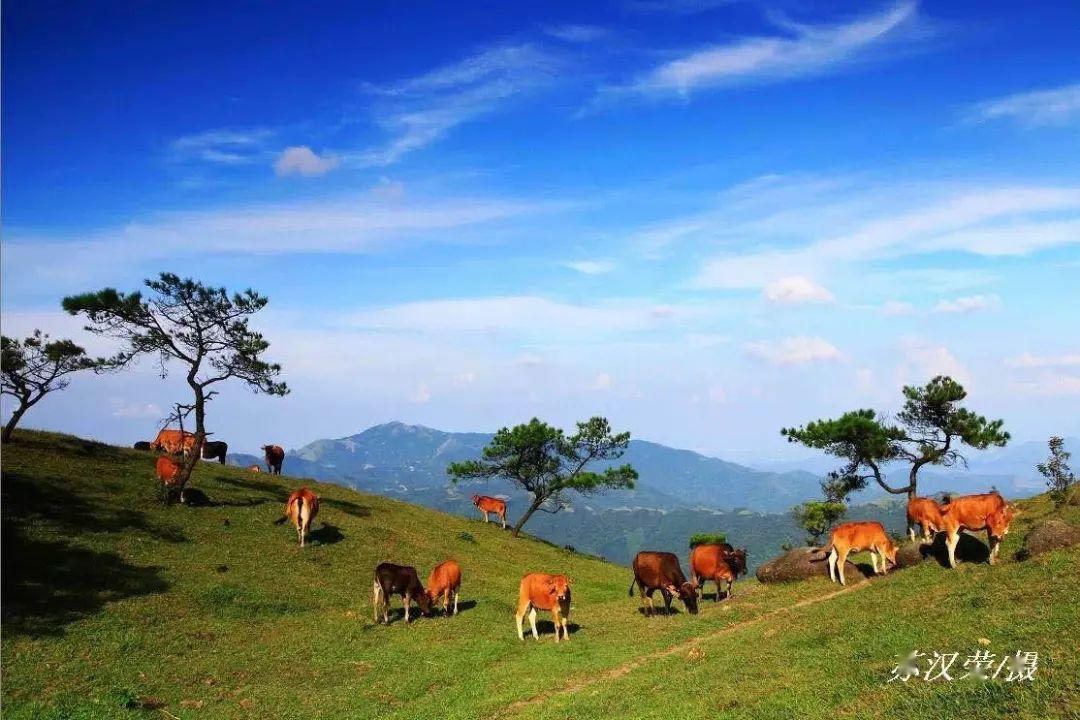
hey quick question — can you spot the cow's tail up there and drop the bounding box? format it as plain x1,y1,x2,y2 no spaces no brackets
627,577,637,597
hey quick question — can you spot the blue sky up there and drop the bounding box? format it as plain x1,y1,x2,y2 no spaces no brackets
3,0,1079,462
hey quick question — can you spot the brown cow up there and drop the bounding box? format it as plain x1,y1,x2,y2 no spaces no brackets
426,560,462,616
629,551,698,616
373,563,432,623
155,455,186,502
907,496,946,542
516,573,572,642
262,445,285,475
821,521,898,586
690,544,738,601
153,429,199,455
278,487,319,547
471,494,507,529
940,492,1016,567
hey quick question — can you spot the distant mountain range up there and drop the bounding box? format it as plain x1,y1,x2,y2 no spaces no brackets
226,422,1067,567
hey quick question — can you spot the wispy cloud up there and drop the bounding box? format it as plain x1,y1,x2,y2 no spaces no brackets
964,82,1080,128
564,260,616,274
354,44,559,166
745,336,843,366
273,146,341,177
1005,352,1080,368
933,294,999,314
169,128,276,165
617,2,923,98
543,24,609,43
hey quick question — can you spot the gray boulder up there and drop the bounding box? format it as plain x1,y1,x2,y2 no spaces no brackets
755,546,872,584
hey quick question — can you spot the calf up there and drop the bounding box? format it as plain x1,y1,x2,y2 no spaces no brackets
373,563,431,623
516,573,572,642
155,455,185,503
278,487,319,547
427,560,462,616
263,444,285,474
690,544,738,601
471,494,507,529
247,464,261,473
822,521,898,586
907,497,945,542
629,551,698,616
939,492,1016,567
201,440,228,465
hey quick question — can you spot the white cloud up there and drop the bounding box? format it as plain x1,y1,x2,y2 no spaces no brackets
881,300,916,316
965,82,1080,127
108,399,163,419
355,44,558,166
898,339,969,385
564,260,616,274
410,384,432,403
933,294,999,314
745,336,843,366
623,2,921,97
1005,352,1080,368
763,275,835,304
274,146,340,177
589,372,615,391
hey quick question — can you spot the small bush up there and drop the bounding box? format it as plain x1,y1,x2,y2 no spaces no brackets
689,532,727,548
457,531,476,543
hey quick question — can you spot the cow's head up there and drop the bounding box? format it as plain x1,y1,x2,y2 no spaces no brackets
667,582,699,614
471,494,481,505
548,575,571,604
417,589,433,616
988,505,1016,538
882,539,899,569
729,548,749,577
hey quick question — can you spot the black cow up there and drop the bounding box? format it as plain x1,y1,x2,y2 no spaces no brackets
133,441,153,451
201,440,228,465
629,550,699,616
373,562,432,623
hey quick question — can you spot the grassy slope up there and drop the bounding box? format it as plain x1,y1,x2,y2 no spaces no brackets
3,430,1078,719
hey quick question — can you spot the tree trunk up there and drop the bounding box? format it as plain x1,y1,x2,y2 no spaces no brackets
2,403,27,443
511,496,545,538
176,388,205,492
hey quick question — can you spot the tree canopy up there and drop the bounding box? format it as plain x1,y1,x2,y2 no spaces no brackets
63,273,288,494
1,331,118,443
782,376,1009,500
447,416,638,537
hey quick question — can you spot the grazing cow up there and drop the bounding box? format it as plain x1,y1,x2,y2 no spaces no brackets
262,445,285,475
279,487,319,547
516,573,572,642
471,494,507,529
373,563,431,623
907,497,946,542
133,441,153,451
155,455,186,502
152,428,199,456
427,560,462,616
690,544,739,601
201,440,228,465
820,521,898,586
247,464,261,473
629,551,699,616
939,492,1016,567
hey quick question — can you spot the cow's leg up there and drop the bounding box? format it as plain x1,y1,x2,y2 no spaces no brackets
828,547,838,583
561,606,570,642
373,581,382,623
641,587,652,617
404,593,411,623
515,603,527,640
837,548,849,586
870,550,879,575
500,512,506,530
528,608,539,640
551,607,562,643
908,523,917,543
946,530,959,568
453,589,459,616
987,532,999,565
726,577,734,599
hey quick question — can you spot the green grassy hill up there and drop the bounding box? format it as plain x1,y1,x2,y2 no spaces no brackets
3,430,1078,719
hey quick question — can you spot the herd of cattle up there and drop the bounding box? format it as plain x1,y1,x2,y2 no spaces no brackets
140,433,1018,640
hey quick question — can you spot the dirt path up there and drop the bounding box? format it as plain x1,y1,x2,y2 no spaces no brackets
495,582,867,718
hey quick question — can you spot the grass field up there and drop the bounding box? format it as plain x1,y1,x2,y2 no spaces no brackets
3,430,1078,719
